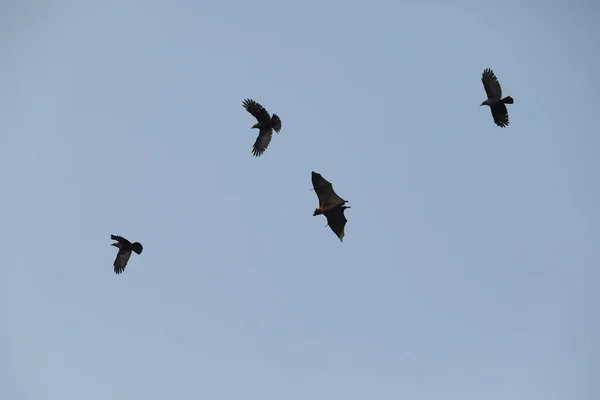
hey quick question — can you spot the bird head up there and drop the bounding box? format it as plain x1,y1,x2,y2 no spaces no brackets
251,123,260,129
313,208,323,216
480,100,488,106
111,242,120,249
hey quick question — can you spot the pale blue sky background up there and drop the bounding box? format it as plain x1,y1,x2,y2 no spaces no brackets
1,1,598,399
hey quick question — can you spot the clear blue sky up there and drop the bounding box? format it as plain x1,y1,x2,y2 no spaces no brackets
1,1,597,399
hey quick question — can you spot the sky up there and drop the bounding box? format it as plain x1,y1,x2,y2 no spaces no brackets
1,1,598,399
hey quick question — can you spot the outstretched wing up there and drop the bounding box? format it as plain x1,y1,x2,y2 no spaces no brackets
243,98,271,124
481,68,503,100
111,234,131,246
325,206,348,242
252,128,273,157
312,172,346,209
490,103,510,127
114,249,132,274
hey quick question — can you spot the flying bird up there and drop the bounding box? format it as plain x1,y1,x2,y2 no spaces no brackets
242,98,282,157
480,68,514,127
110,234,143,274
311,171,350,241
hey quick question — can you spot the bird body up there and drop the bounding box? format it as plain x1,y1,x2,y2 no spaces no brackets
480,68,514,127
242,98,282,157
481,97,514,107
311,171,350,241
251,121,270,130
110,234,143,274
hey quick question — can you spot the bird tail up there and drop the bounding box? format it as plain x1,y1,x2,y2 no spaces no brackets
502,96,514,104
132,242,143,255
271,114,282,133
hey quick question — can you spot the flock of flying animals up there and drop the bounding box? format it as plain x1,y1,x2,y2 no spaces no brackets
110,68,514,274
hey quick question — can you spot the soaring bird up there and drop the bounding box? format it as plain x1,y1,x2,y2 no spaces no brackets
480,68,514,127
242,98,282,157
110,234,143,274
311,171,350,241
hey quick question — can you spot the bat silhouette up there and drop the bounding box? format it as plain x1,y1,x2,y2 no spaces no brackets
311,171,350,242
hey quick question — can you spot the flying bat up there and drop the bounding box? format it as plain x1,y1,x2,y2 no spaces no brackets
311,171,350,241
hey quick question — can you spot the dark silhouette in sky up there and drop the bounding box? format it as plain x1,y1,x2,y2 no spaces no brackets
311,171,350,242
480,68,514,127
110,234,143,274
242,98,282,157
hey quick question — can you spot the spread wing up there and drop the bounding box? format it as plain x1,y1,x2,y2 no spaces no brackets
482,68,503,100
252,128,273,157
111,234,131,246
490,103,510,127
312,172,346,209
114,249,132,274
243,98,271,124
325,206,348,242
